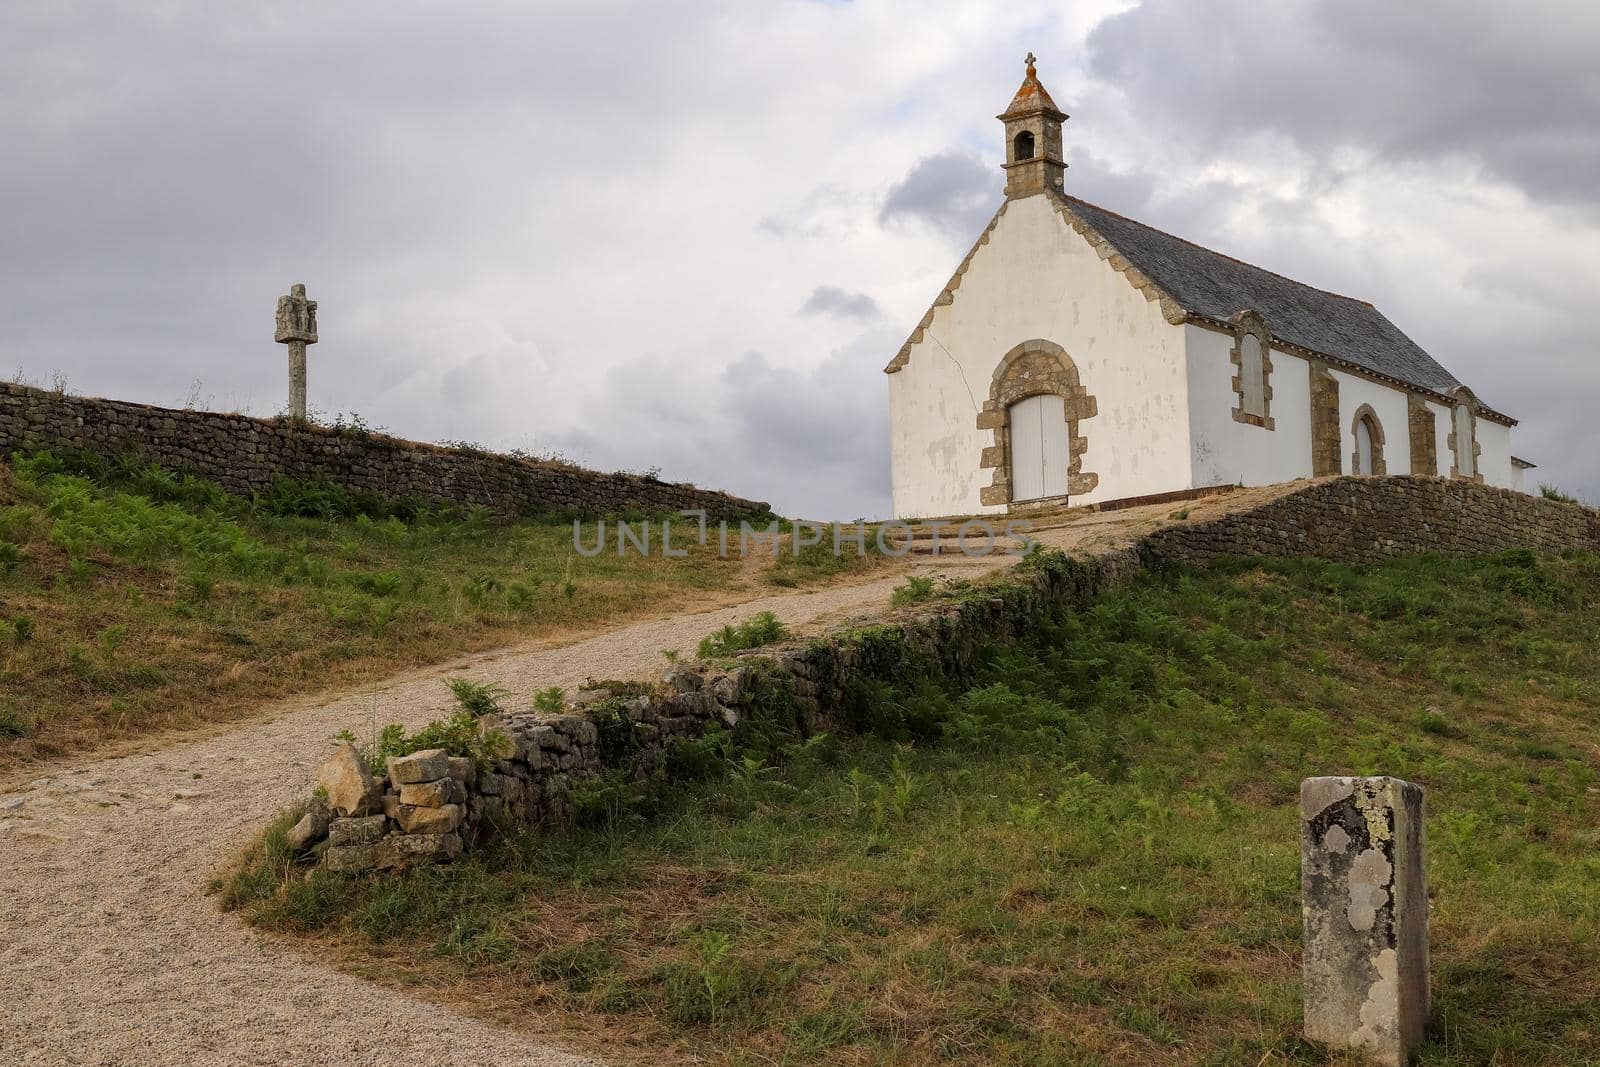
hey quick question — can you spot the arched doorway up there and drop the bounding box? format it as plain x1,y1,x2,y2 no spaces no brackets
976,339,1098,507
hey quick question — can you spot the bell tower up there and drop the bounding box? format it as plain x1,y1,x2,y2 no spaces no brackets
999,52,1067,199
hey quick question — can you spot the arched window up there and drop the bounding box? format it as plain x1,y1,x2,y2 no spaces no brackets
1350,405,1386,476
1013,130,1035,161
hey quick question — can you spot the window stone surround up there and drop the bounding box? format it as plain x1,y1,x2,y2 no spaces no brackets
1229,310,1276,429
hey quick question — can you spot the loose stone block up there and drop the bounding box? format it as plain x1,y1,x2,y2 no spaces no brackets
323,844,379,874
317,742,379,817
383,799,463,835
398,779,461,808
327,814,388,847
387,748,450,785
285,807,330,851
445,756,476,785
374,831,463,870
1301,776,1429,1067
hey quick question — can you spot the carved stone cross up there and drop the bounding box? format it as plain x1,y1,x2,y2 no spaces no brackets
274,283,318,420
1025,52,1036,71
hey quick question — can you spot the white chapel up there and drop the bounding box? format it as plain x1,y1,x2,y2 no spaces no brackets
886,56,1525,519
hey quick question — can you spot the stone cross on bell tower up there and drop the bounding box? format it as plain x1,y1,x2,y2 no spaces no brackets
998,52,1068,199
274,283,318,420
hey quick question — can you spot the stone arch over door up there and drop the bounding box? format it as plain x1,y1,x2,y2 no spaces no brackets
1350,404,1387,476
976,339,1098,507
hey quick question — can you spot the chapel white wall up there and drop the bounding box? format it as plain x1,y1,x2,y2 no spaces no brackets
1183,324,1312,487
1422,397,1513,488
1425,400,1454,476
1474,419,1514,488
888,193,1191,518
1330,370,1413,476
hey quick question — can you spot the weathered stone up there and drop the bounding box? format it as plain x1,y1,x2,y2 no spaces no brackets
709,668,747,705
662,665,701,692
399,778,466,807
286,806,331,851
1302,776,1428,1067
387,748,450,785
323,843,379,874
0,382,769,525
568,687,612,708
384,800,463,835
327,814,388,847
374,831,462,870
317,743,379,817
445,756,475,785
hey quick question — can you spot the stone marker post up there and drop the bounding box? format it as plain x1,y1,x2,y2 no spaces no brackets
1301,776,1429,1067
274,283,318,420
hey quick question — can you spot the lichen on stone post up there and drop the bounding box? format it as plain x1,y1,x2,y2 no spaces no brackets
1301,775,1429,1067
274,282,318,421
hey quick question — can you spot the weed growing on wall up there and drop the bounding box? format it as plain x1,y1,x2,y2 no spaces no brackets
333,679,513,775
696,612,789,659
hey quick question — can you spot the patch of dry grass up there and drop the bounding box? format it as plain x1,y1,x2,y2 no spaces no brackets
0,450,747,768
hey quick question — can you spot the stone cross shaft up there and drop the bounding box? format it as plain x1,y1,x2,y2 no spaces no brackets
274,282,318,421
1301,776,1429,1067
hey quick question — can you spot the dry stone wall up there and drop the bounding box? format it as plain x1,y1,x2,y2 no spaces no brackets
1142,476,1600,565
0,383,767,521
289,475,1600,872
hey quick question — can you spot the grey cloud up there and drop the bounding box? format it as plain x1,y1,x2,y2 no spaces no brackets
547,328,896,520
879,150,1002,240
798,286,880,321
1087,0,1600,211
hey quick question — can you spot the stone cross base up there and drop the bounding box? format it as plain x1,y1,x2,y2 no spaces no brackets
1301,776,1429,1066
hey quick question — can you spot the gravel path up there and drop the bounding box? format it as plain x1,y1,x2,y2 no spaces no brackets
0,491,1279,1065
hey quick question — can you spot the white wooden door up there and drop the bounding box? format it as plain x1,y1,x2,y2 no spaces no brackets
1354,418,1373,475
1009,394,1069,502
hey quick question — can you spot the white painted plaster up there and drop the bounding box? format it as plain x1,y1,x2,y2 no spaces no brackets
1331,370,1412,476
1475,418,1514,488
1425,400,1452,476
1184,324,1311,488
887,194,1191,518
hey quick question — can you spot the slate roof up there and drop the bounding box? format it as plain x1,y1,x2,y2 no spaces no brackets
1061,195,1506,417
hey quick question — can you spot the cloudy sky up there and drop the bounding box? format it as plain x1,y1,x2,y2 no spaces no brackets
3,0,1596,517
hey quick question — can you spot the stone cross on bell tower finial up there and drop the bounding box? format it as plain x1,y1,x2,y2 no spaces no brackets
274,282,318,421
998,52,1068,199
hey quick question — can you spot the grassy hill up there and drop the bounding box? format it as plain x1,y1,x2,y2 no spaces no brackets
230,549,1600,1065
0,449,749,767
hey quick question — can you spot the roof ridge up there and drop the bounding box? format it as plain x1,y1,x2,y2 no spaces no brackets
1061,195,1377,309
